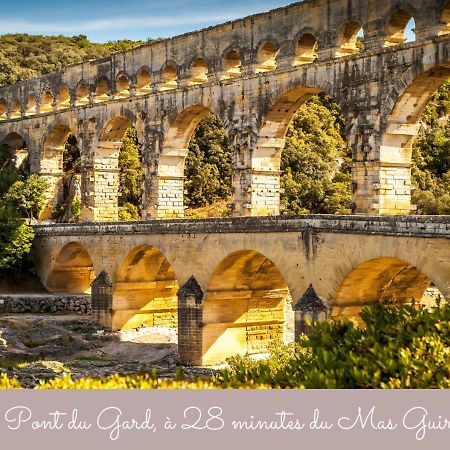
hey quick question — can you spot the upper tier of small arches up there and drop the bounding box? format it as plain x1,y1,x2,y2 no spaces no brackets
0,1,448,121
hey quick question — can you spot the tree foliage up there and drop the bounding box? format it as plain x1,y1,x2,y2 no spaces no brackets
412,81,450,215
0,145,47,271
217,302,450,389
185,113,232,208
280,94,352,214
118,127,142,219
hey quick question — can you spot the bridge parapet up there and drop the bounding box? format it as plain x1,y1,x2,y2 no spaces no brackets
33,214,450,238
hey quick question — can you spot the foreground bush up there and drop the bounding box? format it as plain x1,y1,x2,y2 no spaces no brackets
1,303,449,389
217,303,450,389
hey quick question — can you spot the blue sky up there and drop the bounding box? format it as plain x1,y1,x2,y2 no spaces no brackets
0,0,292,42
0,0,415,43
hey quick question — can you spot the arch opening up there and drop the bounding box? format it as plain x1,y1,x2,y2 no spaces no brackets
25,95,37,115
10,100,21,118
202,250,292,365
94,78,110,103
294,33,318,65
0,101,7,120
256,42,279,73
379,67,450,214
2,132,28,171
222,50,241,79
158,105,230,219
441,1,450,34
253,87,351,216
336,21,364,57
40,125,80,221
75,82,89,106
160,65,178,90
46,242,95,294
116,74,130,98
113,245,179,332
40,91,54,113
384,10,416,47
136,68,152,94
56,86,71,109
88,116,140,222
188,58,208,85
332,257,446,321
118,127,143,221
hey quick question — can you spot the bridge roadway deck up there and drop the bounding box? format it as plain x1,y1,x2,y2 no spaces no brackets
34,214,450,239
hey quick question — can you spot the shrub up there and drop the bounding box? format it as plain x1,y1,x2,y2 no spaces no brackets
217,303,450,389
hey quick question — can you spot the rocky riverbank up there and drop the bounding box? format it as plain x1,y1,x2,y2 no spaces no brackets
0,314,213,388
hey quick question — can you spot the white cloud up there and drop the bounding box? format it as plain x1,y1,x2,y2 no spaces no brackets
0,10,247,35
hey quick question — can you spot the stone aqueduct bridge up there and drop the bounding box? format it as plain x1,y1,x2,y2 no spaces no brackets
0,0,450,365
34,215,450,365
0,0,450,219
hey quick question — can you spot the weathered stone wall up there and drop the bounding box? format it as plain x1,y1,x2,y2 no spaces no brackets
0,295,91,315
0,0,449,221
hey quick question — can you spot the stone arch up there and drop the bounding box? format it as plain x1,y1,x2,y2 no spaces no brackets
332,257,438,320
40,91,54,113
2,132,28,169
294,33,318,65
46,242,95,294
249,80,341,216
335,20,364,57
10,99,21,118
221,48,242,79
75,81,89,106
188,57,209,85
25,95,37,115
384,7,416,46
40,123,76,220
159,63,178,90
112,244,179,331
93,76,111,103
255,40,280,73
441,0,450,34
56,86,71,109
0,99,7,120
202,249,291,365
379,63,450,214
85,115,135,222
136,67,152,94
116,72,130,98
157,104,223,218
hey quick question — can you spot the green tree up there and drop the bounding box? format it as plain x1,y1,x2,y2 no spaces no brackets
0,209,35,270
0,150,46,273
3,174,48,221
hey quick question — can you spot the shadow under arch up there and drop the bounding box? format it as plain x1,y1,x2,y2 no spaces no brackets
112,245,179,332
46,242,95,294
202,249,292,365
331,257,440,320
